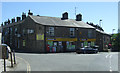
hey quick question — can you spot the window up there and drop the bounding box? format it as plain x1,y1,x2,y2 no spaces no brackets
81,42,84,48
66,41,75,50
10,27,12,45
23,40,26,46
10,27,12,35
88,30,92,38
2,36,4,43
70,28,75,37
88,42,91,46
15,28,17,35
28,29,34,34
18,39,20,48
49,27,54,36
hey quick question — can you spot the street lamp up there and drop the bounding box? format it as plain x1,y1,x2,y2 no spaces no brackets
112,29,115,35
99,19,102,27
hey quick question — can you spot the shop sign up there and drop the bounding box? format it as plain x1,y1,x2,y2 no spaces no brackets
36,34,44,40
47,38,55,41
80,39,96,42
46,38,77,41
81,39,87,41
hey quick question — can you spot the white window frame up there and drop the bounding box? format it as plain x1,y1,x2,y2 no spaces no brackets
70,28,75,37
49,27,54,36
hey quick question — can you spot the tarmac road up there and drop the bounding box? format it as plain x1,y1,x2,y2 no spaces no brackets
14,52,118,72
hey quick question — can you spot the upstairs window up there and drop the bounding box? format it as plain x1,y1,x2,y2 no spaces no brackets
49,27,54,36
27,29,34,34
70,28,75,37
15,28,18,35
10,27,12,35
88,30,92,38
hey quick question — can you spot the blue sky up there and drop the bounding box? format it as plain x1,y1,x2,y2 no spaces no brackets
1,2,118,34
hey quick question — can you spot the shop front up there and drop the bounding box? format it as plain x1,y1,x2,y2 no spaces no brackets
80,39,96,47
46,38,77,53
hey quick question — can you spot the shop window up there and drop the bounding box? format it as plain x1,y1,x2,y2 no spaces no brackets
67,41,75,50
88,42,91,47
81,42,84,48
84,41,88,47
70,28,75,37
49,27,54,36
47,41,53,52
88,30,92,38
91,42,94,46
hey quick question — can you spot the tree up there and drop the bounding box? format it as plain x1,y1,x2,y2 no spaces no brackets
112,33,120,51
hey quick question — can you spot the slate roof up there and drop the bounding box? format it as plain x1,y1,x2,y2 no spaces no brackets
29,15,95,29
96,29,111,36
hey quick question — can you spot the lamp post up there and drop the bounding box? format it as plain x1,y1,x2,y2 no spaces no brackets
112,29,115,35
99,19,102,27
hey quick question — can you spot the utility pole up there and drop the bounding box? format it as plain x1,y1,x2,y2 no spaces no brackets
75,7,76,16
112,29,115,35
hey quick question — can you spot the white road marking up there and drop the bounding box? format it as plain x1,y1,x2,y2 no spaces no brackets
106,54,110,58
107,54,113,72
110,55,112,58
16,56,31,73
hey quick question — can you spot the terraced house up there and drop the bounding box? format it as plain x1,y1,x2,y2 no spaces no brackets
1,10,110,53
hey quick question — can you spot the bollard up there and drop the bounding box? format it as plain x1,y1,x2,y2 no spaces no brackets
10,52,13,67
3,53,6,72
13,50,16,64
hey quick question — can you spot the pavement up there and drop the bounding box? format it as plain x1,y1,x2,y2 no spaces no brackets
0,59,12,73
0,53,28,73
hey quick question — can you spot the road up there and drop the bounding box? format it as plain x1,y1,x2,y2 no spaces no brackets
14,52,118,72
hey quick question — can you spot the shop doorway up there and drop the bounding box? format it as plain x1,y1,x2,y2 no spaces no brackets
62,41,66,52
53,41,57,52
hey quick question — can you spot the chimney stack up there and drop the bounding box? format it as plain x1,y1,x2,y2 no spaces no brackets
1,22,3,26
28,10,33,15
16,17,21,22
8,19,10,24
22,12,26,20
4,21,7,25
61,12,68,20
76,14,82,21
11,18,15,23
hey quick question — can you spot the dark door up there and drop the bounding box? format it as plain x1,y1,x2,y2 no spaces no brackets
62,41,66,52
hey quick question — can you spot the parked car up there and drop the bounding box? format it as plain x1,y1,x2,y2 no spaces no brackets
76,46,99,54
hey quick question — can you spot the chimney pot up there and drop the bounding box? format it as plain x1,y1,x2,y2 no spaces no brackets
16,17,21,22
22,12,26,20
8,19,10,24
4,21,7,25
1,22,3,26
28,10,33,15
11,18,15,23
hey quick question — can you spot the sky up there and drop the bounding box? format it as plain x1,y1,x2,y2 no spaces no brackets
0,2,118,34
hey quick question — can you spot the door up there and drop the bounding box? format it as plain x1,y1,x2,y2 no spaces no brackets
62,41,66,52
